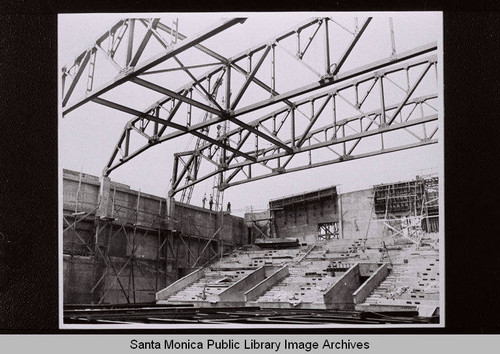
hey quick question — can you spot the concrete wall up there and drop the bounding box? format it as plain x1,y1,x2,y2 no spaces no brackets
321,263,389,310
173,202,245,246
173,202,217,238
359,263,384,277
111,187,166,227
339,189,386,239
63,255,94,304
231,217,246,246
62,169,245,305
353,264,389,305
101,256,163,304
245,266,289,301
62,170,100,214
156,268,205,301
323,264,362,310
245,210,271,241
219,266,267,302
272,197,338,240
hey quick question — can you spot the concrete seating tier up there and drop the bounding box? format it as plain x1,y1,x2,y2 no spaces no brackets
356,251,440,315
167,268,255,303
252,260,341,308
157,236,440,317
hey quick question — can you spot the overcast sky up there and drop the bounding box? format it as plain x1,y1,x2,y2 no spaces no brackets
59,12,443,216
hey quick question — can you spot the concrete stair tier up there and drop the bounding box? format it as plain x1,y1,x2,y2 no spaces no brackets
251,260,341,308
161,268,255,303
156,236,440,317
157,246,303,305
355,252,440,315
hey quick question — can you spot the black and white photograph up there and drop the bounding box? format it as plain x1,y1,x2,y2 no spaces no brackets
58,12,443,328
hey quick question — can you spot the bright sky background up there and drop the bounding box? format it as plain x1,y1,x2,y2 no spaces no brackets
59,12,443,216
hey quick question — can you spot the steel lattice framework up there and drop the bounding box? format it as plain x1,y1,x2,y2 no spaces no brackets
61,15,439,202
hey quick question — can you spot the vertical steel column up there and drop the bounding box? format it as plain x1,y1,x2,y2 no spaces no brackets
296,31,301,56
271,44,276,95
167,157,178,229
338,194,344,239
110,187,116,218
342,124,346,155
355,84,359,107
75,170,83,214
434,62,438,84
61,71,66,100
290,107,296,147
154,106,159,136
187,90,192,126
126,19,135,67
422,102,428,139
406,68,411,91
124,128,130,157
332,94,337,139
308,138,312,165
225,64,231,110
324,19,331,74
172,18,179,44
155,200,161,291
389,18,396,57
86,49,97,92
221,64,231,190
379,76,386,125
172,157,179,193
131,189,141,303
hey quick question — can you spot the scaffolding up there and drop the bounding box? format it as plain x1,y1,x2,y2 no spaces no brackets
318,222,340,241
62,173,230,305
372,175,439,246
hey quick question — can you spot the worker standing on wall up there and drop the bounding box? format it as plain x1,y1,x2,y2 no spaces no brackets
202,194,207,209
227,202,231,213
209,195,213,211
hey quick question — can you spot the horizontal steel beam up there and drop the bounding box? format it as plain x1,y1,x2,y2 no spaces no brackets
229,113,438,169
172,113,438,193
253,95,438,157
224,139,437,189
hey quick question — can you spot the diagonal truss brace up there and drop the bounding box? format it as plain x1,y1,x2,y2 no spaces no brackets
170,51,438,195
62,15,439,201
62,17,246,115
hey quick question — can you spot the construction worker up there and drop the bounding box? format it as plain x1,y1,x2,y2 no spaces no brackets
202,193,207,209
227,202,231,213
209,195,213,211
